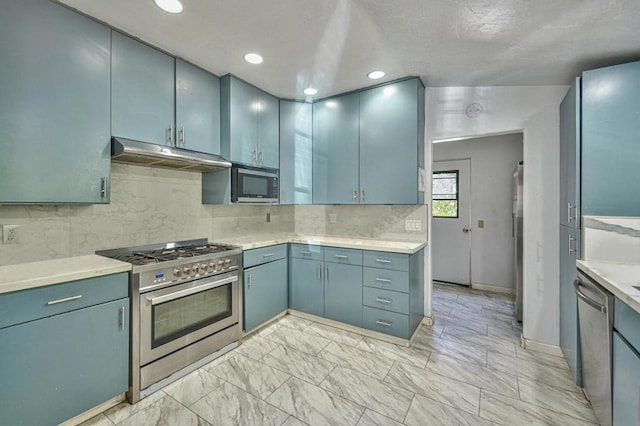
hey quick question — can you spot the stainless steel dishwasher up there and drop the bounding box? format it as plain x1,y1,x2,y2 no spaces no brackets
575,270,613,426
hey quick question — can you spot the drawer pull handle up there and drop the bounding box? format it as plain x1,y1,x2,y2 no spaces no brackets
262,253,274,258
119,306,126,330
375,278,392,283
376,297,392,304
376,320,392,327
300,250,312,255
47,295,83,306
334,254,348,259
375,259,392,264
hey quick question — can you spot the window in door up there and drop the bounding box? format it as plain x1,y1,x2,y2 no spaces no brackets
432,171,458,218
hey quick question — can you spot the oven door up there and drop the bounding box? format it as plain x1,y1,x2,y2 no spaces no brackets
140,271,239,366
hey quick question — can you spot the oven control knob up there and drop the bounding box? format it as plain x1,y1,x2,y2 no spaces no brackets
200,263,209,272
173,268,182,277
209,262,216,271
217,260,224,269
192,265,199,274
182,267,191,276
225,258,232,266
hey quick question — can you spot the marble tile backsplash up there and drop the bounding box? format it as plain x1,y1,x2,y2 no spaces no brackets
0,164,426,266
582,216,640,263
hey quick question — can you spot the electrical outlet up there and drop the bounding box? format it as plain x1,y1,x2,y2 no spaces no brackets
328,214,337,224
266,213,271,223
3,225,19,244
404,220,422,232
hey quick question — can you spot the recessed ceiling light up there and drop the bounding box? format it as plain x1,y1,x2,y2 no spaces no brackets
367,70,385,80
153,0,183,14
304,88,318,95
244,53,263,64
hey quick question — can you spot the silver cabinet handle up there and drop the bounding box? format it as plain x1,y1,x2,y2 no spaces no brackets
167,124,175,146
119,306,126,330
326,266,329,282
567,202,573,223
300,250,312,255
179,126,185,146
376,297,392,304
47,295,83,305
568,234,576,254
334,254,348,259
376,277,392,283
352,188,357,201
360,187,365,203
375,320,392,327
262,253,274,258
100,177,108,198
247,274,252,289
573,279,607,314
375,259,392,264
252,149,257,163
317,264,321,280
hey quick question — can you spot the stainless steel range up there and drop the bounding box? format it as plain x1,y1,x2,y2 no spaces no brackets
97,239,242,403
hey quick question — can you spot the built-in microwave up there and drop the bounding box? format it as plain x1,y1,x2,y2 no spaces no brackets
231,164,279,203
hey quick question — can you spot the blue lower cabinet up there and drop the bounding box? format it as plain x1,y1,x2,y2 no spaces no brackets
363,306,409,339
290,257,324,317
324,262,363,327
243,258,287,331
0,298,129,425
613,331,640,426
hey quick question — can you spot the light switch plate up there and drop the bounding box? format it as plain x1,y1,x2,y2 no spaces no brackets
477,220,484,229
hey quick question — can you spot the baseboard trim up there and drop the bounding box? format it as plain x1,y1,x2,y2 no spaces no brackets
471,282,514,295
60,393,125,426
520,337,565,357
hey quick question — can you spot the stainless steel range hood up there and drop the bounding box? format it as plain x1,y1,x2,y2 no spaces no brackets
111,138,231,172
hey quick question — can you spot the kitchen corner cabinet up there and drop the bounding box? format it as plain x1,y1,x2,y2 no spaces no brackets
0,0,111,203
112,33,221,154
279,100,313,204
243,245,288,331
0,273,129,425
613,297,640,425
220,75,279,168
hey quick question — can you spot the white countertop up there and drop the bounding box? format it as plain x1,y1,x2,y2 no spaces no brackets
0,255,132,295
577,260,640,314
216,233,427,254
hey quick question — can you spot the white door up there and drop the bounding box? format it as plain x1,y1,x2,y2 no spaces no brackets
432,159,472,285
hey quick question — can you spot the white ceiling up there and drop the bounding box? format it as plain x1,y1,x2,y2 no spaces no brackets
58,0,640,99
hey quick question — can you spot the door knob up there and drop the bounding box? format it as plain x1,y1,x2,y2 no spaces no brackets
462,226,471,233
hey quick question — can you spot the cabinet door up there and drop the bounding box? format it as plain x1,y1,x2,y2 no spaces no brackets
559,225,581,385
613,332,640,426
112,31,175,146
290,258,324,317
313,93,360,204
258,90,280,168
559,78,581,227
0,0,111,203
359,79,419,204
223,76,258,165
280,101,313,204
324,262,363,327
176,59,221,155
244,259,288,331
582,61,640,216
0,298,129,425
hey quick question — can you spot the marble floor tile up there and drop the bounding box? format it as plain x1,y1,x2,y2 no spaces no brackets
162,368,224,407
356,409,403,426
479,390,597,426
103,389,166,424
444,309,514,329
262,344,337,385
276,315,316,331
234,334,281,360
431,304,452,316
318,341,394,380
412,329,488,366
433,315,489,335
384,362,481,416
256,321,284,338
517,377,597,422
320,366,413,422
79,413,114,426
265,326,332,355
118,394,206,426
404,394,495,426
487,351,581,393
201,351,236,371
266,377,364,426
435,297,485,313
514,346,569,370
210,354,290,399
425,353,519,399
417,323,445,337
190,382,289,426
304,322,365,347
441,326,517,355
481,307,517,323
487,325,521,343
282,416,311,426
356,336,430,368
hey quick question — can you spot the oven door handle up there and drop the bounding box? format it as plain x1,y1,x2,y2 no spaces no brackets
148,275,238,305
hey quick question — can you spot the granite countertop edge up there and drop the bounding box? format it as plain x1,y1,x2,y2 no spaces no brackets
577,259,640,315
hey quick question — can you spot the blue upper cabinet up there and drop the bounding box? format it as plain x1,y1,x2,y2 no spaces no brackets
176,59,221,155
359,79,423,204
0,0,111,203
111,31,175,147
221,75,279,167
280,101,313,204
582,61,640,216
313,93,360,204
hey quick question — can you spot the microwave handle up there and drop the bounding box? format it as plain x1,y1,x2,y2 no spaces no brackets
148,276,238,305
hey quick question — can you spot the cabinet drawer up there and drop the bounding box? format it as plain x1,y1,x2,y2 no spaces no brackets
0,273,128,329
363,251,409,271
363,306,409,339
615,297,640,352
324,247,363,266
363,287,409,314
290,243,324,261
363,267,409,293
243,244,287,268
